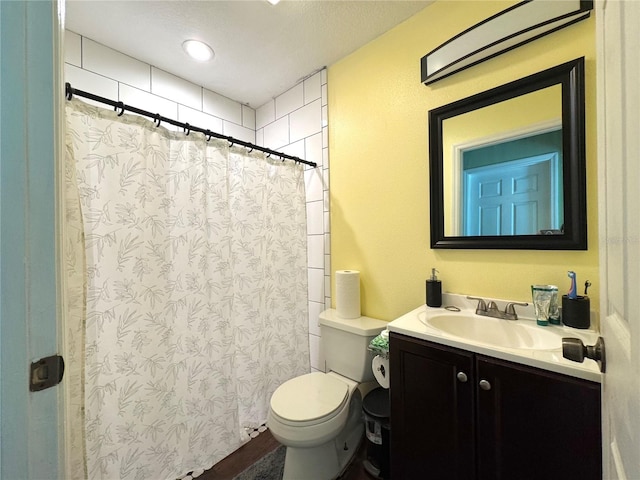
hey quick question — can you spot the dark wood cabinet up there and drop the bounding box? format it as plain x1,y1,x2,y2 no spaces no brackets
390,332,602,480
389,333,475,479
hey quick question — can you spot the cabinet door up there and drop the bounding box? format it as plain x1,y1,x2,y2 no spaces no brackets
476,355,601,480
390,333,475,479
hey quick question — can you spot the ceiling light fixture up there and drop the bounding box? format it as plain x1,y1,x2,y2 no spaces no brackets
182,39,214,62
266,0,281,5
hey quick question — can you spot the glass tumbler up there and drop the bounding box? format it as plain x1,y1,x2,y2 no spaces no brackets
531,284,554,326
548,286,560,324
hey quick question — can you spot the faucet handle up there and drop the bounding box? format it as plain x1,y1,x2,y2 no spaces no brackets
467,296,487,313
504,302,528,320
487,301,499,312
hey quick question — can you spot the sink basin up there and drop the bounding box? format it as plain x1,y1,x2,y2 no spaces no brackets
422,313,563,350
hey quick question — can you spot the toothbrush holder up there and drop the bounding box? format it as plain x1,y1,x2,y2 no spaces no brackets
561,295,590,329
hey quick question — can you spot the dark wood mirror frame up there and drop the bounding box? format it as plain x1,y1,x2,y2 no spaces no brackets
429,57,586,250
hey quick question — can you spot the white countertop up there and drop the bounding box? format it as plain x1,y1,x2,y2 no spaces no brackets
387,294,602,383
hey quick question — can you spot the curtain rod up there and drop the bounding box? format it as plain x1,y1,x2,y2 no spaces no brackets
65,83,317,168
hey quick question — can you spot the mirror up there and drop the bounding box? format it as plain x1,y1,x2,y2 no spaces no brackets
429,57,586,249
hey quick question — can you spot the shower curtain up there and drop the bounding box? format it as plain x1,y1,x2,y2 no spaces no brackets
63,99,310,479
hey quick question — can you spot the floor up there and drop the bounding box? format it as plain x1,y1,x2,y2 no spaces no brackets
200,429,373,480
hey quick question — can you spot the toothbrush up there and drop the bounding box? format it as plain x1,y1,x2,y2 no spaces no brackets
567,271,577,299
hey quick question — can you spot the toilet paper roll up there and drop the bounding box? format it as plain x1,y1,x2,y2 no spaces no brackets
335,270,361,319
372,355,390,389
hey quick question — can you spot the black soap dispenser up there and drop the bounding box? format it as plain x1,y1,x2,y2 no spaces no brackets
426,268,442,307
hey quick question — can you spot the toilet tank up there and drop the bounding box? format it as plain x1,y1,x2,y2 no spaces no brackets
319,309,388,382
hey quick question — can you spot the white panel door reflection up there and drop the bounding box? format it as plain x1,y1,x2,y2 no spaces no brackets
463,153,560,236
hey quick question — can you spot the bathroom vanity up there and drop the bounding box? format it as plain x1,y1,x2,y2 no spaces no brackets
387,297,602,480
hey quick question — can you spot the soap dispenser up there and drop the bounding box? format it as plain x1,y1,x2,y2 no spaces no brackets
426,268,442,307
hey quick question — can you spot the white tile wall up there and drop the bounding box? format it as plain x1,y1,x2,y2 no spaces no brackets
255,69,331,373
307,235,324,269
82,38,150,91
177,105,223,134
64,31,254,140
304,72,322,105
64,30,331,376
305,133,323,168
119,84,178,120
321,70,331,323
242,105,256,130
64,31,81,67
223,121,255,144
280,139,305,160
275,83,304,119
151,68,202,110
308,301,324,337
305,168,323,203
255,128,264,147
203,90,243,126
263,116,289,150
306,201,324,235
290,99,322,144
308,267,325,304
256,101,275,130
309,333,325,372
64,64,118,107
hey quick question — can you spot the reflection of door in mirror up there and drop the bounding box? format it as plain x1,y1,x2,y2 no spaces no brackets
443,85,562,237
463,151,560,235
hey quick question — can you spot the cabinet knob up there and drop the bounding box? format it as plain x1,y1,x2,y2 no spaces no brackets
479,379,491,391
456,371,468,383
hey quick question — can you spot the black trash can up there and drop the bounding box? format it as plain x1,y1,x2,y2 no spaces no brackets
362,387,390,479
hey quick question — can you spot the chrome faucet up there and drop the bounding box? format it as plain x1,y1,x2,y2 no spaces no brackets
467,296,528,320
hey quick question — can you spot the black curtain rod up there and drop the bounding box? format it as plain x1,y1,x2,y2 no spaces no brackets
65,83,317,168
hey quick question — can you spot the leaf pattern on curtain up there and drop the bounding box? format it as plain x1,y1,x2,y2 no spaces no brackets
64,99,310,479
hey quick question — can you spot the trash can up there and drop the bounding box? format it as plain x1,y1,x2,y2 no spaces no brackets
362,387,390,479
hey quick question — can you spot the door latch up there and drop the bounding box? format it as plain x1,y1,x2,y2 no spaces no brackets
30,355,64,391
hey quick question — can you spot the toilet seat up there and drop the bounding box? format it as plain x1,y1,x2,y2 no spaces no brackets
270,372,349,427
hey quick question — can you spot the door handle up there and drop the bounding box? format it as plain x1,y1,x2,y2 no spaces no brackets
562,337,606,373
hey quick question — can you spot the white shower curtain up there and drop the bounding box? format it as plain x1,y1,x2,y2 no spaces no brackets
63,99,310,479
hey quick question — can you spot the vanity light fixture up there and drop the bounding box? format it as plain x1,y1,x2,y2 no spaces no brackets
421,0,593,85
182,39,214,62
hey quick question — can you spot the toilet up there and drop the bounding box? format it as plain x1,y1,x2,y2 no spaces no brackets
267,309,387,480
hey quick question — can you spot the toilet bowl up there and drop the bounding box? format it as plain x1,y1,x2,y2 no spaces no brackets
267,309,387,480
268,372,355,447
268,372,363,480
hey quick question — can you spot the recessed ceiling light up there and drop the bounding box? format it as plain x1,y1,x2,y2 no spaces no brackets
266,0,281,5
182,40,214,62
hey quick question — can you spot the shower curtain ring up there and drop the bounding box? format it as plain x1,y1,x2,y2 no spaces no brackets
115,101,125,116
153,113,161,128
205,130,213,142
228,140,234,147
184,123,191,136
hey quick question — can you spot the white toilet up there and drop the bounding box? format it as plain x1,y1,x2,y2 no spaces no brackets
267,309,387,480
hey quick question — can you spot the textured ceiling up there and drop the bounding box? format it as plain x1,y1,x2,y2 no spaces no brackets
65,0,431,107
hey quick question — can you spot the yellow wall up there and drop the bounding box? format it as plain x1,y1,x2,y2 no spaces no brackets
328,1,598,322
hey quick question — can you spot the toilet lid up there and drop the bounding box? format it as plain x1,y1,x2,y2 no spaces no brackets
270,372,349,423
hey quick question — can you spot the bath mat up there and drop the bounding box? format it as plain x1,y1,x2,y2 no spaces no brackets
232,445,285,480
